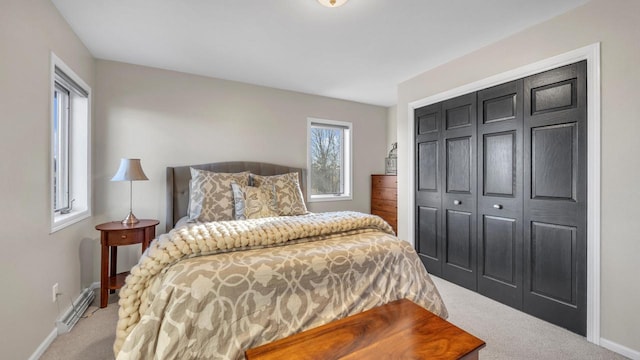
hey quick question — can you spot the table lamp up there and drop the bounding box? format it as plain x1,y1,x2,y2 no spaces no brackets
111,158,148,224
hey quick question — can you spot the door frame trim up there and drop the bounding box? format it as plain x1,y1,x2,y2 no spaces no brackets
406,43,601,344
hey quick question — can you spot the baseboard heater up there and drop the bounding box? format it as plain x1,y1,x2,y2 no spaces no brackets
55,287,95,334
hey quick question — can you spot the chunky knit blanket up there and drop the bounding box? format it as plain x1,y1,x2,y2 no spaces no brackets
114,212,446,359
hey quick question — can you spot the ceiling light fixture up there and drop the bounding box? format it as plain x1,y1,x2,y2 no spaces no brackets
317,0,349,8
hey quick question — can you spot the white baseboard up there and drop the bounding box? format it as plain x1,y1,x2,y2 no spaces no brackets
28,328,57,360
601,338,640,360
29,283,100,359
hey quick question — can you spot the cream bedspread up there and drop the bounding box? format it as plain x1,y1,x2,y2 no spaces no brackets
115,211,447,359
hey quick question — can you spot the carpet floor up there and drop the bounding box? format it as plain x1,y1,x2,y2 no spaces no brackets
430,276,626,360
40,278,627,359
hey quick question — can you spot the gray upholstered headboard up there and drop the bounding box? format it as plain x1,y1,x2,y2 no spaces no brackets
166,161,307,232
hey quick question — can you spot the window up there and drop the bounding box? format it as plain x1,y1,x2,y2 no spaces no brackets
50,53,91,232
307,118,352,202
53,82,71,212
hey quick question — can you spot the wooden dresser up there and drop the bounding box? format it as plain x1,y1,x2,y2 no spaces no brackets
371,174,397,233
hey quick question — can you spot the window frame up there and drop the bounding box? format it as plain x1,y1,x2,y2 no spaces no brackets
50,53,92,233
53,82,71,212
306,117,353,202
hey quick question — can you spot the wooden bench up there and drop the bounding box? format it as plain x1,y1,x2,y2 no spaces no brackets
245,298,485,359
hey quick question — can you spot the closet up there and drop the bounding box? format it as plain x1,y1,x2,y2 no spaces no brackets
415,61,587,335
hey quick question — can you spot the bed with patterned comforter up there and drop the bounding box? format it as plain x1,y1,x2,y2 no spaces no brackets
114,211,447,360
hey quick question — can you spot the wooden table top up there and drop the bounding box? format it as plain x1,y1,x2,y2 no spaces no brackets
245,298,485,359
95,219,159,231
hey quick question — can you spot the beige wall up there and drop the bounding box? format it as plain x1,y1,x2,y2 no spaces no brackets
0,0,96,358
397,0,639,353
0,2,387,357
387,105,397,150
93,60,388,270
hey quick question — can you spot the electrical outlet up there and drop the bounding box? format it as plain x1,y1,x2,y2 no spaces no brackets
52,283,59,302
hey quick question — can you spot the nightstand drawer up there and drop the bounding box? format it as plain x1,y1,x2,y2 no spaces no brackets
106,229,144,246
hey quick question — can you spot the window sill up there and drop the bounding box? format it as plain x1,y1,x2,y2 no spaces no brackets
51,208,91,233
308,194,353,203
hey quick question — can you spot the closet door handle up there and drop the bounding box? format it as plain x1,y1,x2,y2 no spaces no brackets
453,200,461,205
493,204,503,209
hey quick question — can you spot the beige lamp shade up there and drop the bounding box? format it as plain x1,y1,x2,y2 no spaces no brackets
317,0,349,7
111,158,148,224
111,158,149,182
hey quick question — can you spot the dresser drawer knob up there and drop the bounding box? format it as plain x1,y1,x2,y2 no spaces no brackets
121,235,127,239
453,200,461,205
493,204,503,209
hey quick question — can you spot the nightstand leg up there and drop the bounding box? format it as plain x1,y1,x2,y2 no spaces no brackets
100,237,108,308
110,246,117,294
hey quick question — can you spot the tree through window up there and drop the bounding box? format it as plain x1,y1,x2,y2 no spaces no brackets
308,119,352,201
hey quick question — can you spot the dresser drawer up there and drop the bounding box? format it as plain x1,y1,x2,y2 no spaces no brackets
371,198,397,212
372,210,397,233
372,175,397,189
372,188,397,201
106,229,144,246
372,209,397,223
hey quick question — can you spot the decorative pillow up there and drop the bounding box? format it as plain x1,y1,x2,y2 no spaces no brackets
251,172,307,216
188,168,250,222
231,183,278,220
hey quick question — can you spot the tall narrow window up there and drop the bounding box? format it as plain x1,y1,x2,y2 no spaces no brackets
51,53,91,232
307,118,352,201
53,82,71,212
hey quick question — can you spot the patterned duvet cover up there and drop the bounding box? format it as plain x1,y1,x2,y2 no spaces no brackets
114,211,447,359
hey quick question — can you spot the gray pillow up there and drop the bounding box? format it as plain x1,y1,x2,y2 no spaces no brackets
251,172,308,216
231,183,278,220
188,168,250,222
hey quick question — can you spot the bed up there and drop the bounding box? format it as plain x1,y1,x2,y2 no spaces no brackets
114,161,447,360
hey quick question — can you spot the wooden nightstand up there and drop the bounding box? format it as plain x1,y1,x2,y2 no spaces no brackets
95,219,159,308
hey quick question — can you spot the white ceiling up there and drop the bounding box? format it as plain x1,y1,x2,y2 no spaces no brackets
51,0,589,107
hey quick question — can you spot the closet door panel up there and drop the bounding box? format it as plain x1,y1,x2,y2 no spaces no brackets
446,104,473,129
484,131,515,196
441,93,477,291
484,93,517,123
531,123,577,200
418,141,438,191
482,215,517,285
530,222,577,304
417,206,439,259
446,137,472,193
446,210,472,270
418,112,439,134
524,61,587,335
477,79,524,308
415,103,443,275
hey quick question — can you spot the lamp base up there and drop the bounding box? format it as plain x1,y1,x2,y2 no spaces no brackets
121,211,140,225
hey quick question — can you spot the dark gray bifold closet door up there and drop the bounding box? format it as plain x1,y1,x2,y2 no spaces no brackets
414,60,587,336
440,93,477,291
414,92,479,290
523,61,587,335
415,102,443,276
477,80,524,308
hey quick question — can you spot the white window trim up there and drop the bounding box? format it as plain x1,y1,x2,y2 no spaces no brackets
307,117,353,202
50,52,92,233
